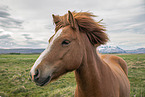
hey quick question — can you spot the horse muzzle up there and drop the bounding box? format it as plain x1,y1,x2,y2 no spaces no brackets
30,69,52,86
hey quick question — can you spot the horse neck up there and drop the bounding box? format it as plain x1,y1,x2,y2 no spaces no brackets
75,34,106,96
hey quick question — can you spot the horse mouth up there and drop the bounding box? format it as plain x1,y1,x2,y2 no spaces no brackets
36,76,52,86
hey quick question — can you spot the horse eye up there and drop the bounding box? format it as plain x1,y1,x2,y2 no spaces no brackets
62,40,70,46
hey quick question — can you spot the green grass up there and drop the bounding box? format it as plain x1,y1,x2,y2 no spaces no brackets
117,54,145,97
0,54,145,97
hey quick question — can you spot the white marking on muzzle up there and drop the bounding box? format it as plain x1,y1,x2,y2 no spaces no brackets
30,28,63,74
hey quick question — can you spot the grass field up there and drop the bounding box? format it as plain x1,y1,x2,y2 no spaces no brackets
0,54,145,97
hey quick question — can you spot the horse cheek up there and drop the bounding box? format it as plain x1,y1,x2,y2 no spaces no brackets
66,50,83,71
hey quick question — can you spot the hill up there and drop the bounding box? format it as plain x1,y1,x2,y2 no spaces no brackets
0,49,44,54
0,46,145,54
126,48,145,54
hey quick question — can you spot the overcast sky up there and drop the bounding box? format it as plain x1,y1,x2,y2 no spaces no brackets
0,0,145,50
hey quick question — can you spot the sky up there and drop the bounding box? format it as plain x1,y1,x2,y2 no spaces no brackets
0,0,145,50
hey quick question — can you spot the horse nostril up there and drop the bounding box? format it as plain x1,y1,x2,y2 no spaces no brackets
34,69,39,77
34,69,40,81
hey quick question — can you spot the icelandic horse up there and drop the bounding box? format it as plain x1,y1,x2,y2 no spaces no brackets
30,11,130,97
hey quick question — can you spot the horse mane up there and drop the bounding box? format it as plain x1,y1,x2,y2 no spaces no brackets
53,11,109,46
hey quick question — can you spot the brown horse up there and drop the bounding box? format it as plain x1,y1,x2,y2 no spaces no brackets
30,11,130,97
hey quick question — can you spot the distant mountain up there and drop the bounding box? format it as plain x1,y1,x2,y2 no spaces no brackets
0,49,44,54
98,45,126,54
126,48,145,54
0,46,145,54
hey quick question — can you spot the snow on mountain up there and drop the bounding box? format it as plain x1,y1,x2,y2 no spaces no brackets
98,45,126,54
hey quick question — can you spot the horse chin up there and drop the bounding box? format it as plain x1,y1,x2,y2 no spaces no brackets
36,76,52,86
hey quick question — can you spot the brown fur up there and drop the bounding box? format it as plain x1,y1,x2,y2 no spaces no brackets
30,11,130,97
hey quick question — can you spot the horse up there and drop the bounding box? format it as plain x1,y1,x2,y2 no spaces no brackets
30,11,130,97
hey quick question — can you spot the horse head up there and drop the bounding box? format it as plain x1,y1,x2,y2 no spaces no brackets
30,11,108,86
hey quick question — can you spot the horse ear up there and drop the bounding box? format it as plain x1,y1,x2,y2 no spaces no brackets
68,11,76,29
52,14,60,26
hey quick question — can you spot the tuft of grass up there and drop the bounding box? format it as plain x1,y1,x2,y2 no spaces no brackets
0,54,145,97
11,86,27,94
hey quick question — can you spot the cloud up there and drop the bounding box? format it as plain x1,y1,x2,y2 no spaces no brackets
0,29,16,48
0,0,144,49
0,5,23,29
0,34,11,39
22,34,32,40
0,11,10,18
25,40,47,47
17,37,47,48
0,36,14,48
0,28,48,48
107,32,145,50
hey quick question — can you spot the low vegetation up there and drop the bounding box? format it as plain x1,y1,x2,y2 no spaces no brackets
0,54,145,97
